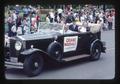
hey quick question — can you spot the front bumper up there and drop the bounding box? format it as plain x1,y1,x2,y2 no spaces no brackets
5,61,23,69
5,57,23,69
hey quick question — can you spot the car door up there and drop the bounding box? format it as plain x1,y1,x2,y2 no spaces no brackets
77,32,92,54
58,31,92,58
58,32,79,58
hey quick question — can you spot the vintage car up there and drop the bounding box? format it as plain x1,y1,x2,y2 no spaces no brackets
4,22,106,77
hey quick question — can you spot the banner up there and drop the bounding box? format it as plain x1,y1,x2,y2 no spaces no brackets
64,36,78,52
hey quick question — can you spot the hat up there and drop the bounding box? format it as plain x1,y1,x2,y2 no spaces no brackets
75,21,82,26
75,18,79,21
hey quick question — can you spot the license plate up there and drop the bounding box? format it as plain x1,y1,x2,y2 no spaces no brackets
10,57,18,63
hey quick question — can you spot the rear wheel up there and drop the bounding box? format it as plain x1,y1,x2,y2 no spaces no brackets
90,42,101,60
23,52,44,77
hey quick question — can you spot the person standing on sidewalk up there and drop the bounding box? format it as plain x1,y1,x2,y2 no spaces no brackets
49,10,54,23
7,12,17,37
57,8,63,21
46,14,50,23
111,8,115,30
112,14,115,30
107,13,113,30
65,12,75,26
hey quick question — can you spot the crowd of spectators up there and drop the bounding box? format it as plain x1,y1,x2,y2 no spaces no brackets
5,5,115,37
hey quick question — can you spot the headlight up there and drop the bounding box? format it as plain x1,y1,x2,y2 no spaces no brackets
15,41,22,51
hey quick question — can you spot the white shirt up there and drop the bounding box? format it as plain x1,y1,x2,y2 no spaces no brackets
99,13,103,18
99,18,104,23
49,12,54,18
5,34,10,47
46,17,50,22
79,27,86,32
73,13,77,17
31,17,37,28
12,13,17,22
11,25,16,33
24,25,30,34
17,26,23,35
112,16,115,29
89,14,93,21
80,16,85,22
7,16,13,23
57,8,63,14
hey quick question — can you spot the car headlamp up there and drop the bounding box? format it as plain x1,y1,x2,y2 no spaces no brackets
15,41,22,51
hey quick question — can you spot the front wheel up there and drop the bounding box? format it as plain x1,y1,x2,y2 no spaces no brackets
90,42,101,61
23,52,44,77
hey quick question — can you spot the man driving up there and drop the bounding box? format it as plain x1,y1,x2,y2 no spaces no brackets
69,20,80,32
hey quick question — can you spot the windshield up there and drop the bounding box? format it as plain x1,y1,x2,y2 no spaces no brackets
38,22,63,32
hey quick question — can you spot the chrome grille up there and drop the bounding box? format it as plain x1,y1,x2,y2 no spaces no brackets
10,38,17,57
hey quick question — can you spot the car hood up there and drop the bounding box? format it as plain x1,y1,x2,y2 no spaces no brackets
17,30,62,41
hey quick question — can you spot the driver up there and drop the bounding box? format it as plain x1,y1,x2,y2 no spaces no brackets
64,23,78,34
68,21,87,33
69,21,79,32
64,21,88,34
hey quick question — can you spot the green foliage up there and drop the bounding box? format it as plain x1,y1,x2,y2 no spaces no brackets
40,14,46,22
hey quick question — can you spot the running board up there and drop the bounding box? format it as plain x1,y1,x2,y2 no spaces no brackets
62,54,90,62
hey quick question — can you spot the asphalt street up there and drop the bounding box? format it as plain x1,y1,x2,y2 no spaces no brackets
5,30,115,79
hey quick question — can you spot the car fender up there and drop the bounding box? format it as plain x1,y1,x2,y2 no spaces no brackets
19,48,55,63
20,48,48,56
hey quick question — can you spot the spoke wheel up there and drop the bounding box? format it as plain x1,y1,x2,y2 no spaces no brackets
23,52,44,77
90,42,101,60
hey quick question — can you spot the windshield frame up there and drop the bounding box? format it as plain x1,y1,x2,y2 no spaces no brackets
38,22,64,33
